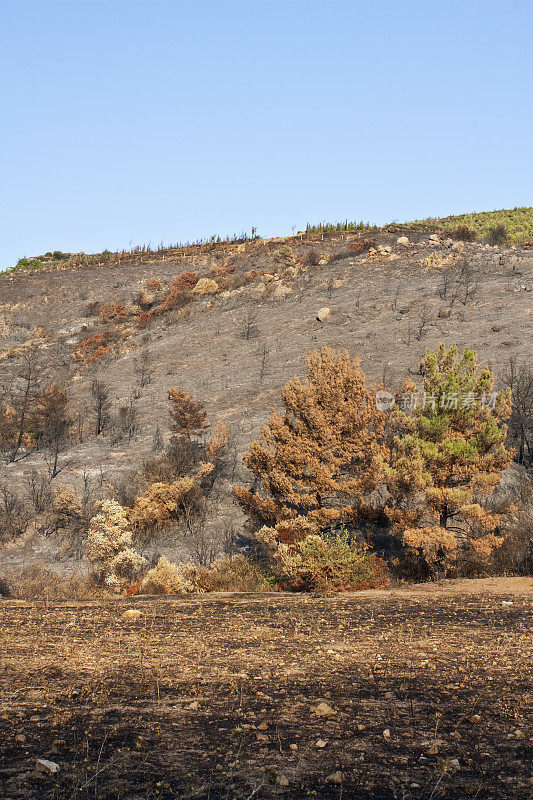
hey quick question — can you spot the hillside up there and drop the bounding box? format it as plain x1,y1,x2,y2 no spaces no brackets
0,217,531,578
6,207,533,275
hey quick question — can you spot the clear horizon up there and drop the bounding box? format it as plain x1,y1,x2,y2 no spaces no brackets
1,0,532,269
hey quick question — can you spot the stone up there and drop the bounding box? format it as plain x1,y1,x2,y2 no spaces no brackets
316,307,331,323
383,729,391,738
438,308,451,319
187,700,199,710
315,739,327,748
429,234,440,242
397,236,410,246
278,775,289,787
332,278,344,289
311,701,336,717
36,759,60,775
326,771,344,783
15,734,26,743
121,609,142,621
272,282,292,299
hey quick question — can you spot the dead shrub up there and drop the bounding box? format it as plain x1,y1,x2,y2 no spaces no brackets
74,332,115,364
137,556,197,594
137,311,152,329
306,249,321,266
100,304,128,323
196,555,272,592
192,278,219,296
210,265,235,278
154,287,193,315
487,224,509,246
172,272,198,291
2,565,96,600
450,225,477,242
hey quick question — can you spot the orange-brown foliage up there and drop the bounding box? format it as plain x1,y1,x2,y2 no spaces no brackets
137,311,152,329
172,271,198,290
100,304,128,323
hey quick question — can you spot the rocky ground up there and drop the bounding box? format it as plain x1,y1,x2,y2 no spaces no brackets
1,577,531,799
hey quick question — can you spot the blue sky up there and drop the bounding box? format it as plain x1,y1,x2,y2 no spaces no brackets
1,0,531,268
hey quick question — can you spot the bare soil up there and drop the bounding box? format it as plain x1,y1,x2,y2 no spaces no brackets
1,577,531,799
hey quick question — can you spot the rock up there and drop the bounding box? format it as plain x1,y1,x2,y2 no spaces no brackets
311,701,336,717
315,739,327,748
471,714,482,724
272,282,292,299
121,609,142,621
318,259,328,266
384,691,396,700
438,308,451,319
397,236,410,246
289,743,298,751
36,759,60,775
383,729,391,738
450,758,460,768
332,278,344,289
326,771,344,783
257,722,268,730
452,241,465,252
187,700,199,710
15,734,26,743
316,307,331,323
278,775,289,787
492,325,503,332
429,234,440,242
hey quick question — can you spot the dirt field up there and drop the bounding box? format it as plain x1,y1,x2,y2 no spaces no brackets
1,577,531,799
